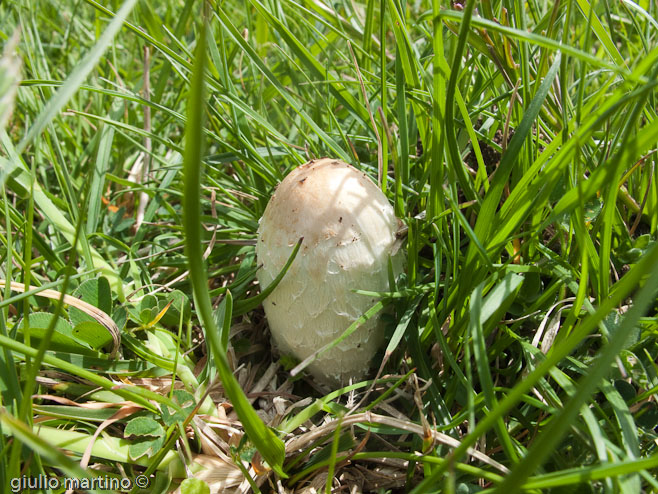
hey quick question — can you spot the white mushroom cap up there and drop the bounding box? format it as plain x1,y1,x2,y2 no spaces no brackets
255,158,404,386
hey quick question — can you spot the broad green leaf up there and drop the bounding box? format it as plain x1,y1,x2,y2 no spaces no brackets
125,416,165,437
180,478,211,494
18,312,97,356
72,321,114,350
69,277,113,327
125,416,166,460
160,390,196,427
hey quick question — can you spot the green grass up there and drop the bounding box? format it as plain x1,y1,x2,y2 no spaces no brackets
1,0,658,493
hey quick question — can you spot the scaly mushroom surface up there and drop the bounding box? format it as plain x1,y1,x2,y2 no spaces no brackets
256,158,404,385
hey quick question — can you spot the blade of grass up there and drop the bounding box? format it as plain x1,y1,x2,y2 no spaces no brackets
1,132,124,298
181,19,287,477
17,0,137,153
457,55,561,303
427,0,446,220
247,0,370,127
0,333,175,412
437,10,640,82
443,0,477,204
491,254,658,491
410,240,658,491
574,0,625,68
521,454,658,490
469,273,524,464
212,4,349,161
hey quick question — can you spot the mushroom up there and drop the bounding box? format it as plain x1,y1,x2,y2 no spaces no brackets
255,158,404,386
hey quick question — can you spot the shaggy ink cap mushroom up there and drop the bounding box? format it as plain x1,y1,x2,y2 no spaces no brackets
255,158,404,386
